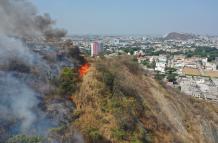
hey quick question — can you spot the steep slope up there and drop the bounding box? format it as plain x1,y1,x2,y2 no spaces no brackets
71,56,218,143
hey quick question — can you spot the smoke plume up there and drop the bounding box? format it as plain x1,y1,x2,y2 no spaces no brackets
0,0,66,39
0,0,68,141
0,0,85,142
0,73,38,132
0,36,55,140
0,36,34,66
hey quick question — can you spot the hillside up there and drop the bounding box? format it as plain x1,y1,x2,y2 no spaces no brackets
60,56,218,143
164,32,198,40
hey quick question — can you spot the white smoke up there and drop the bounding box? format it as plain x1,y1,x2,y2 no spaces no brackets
0,73,38,132
0,0,82,142
0,35,34,66
0,35,49,135
0,0,57,139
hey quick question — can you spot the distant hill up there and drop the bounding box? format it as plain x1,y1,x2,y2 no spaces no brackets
164,32,198,40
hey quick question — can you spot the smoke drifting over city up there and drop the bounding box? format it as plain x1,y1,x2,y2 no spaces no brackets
0,0,66,39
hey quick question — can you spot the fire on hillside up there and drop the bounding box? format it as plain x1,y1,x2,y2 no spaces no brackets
79,63,90,77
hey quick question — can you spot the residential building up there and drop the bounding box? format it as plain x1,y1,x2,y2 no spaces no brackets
91,41,103,57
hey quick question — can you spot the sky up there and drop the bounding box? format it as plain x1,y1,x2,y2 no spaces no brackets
33,0,218,35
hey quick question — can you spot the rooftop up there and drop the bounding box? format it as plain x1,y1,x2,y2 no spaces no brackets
182,67,218,78
182,67,201,76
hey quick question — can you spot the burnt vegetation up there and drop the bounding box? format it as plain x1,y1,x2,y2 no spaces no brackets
7,59,31,73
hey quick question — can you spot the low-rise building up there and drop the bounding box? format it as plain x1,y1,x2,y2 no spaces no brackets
178,76,218,101
155,55,167,73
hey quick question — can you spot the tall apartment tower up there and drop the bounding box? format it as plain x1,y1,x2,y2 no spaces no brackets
91,41,103,57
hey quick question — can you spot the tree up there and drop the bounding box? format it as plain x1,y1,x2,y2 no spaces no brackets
165,67,177,74
165,67,177,83
148,60,156,69
167,73,177,83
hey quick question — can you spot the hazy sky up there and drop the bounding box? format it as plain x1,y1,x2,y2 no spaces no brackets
33,0,218,35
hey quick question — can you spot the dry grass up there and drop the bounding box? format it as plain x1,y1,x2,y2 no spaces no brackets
70,56,218,143
72,66,118,142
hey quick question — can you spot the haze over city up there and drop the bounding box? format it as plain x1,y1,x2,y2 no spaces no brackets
33,0,218,35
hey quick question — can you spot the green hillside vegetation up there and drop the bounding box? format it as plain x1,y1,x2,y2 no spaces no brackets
7,135,44,143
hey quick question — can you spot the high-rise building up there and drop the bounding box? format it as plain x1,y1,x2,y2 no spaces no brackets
91,41,103,57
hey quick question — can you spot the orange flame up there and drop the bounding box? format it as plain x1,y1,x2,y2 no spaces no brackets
79,63,90,77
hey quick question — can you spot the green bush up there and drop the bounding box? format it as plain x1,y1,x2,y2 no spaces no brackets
167,73,177,82
111,128,127,141
7,135,44,143
87,128,102,141
165,67,178,82
59,67,80,96
131,139,143,143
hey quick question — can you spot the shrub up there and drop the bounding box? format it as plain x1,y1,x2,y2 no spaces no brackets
7,135,44,143
59,67,80,96
167,73,177,82
131,139,143,143
111,128,127,141
90,131,101,141
87,128,102,142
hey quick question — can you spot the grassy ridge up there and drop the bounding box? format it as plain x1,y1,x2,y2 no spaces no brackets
69,56,218,143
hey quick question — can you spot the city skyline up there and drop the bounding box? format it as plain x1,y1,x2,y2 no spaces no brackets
33,0,218,35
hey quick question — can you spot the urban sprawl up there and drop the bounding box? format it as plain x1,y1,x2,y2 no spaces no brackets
72,33,218,102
